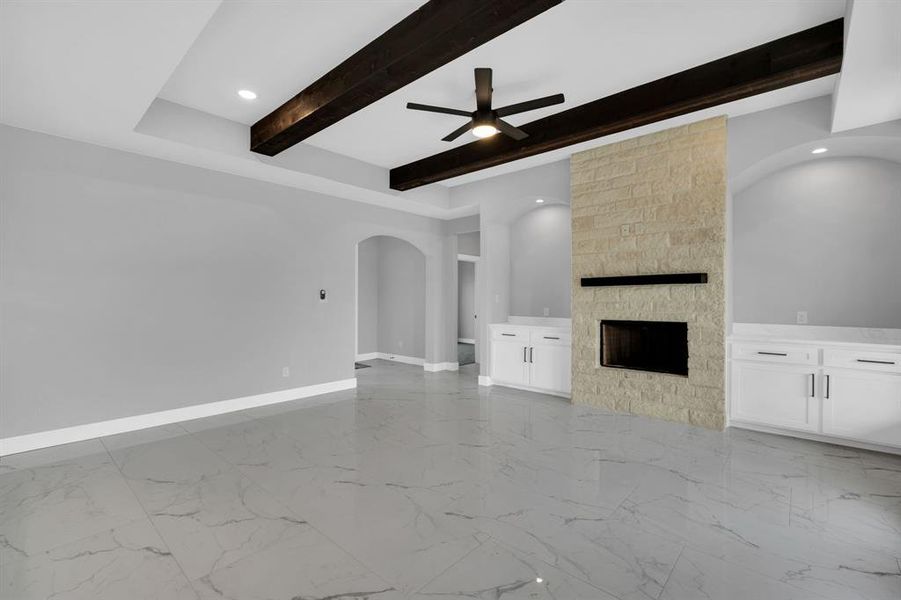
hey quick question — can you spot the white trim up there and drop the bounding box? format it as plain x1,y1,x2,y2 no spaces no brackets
489,381,571,399
0,378,357,457
457,253,480,263
458,338,475,344
354,241,359,358
424,361,459,372
381,353,425,366
355,352,424,366
478,375,493,387
729,421,901,456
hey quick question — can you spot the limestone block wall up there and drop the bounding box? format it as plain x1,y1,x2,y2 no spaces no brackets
570,116,727,429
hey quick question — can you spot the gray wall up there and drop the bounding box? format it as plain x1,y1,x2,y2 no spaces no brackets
734,157,901,327
458,262,476,340
450,160,571,375
510,205,572,318
373,237,426,358
356,238,380,354
457,231,480,256
0,125,453,438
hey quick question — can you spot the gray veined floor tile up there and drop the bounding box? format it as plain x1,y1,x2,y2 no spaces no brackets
410,539,621,600
0,519,197,600
191,525,404,600
659,547,831,600
0,453,146,561
282,474,486,595
442,477,682,600
141,468,311,580
0,439,109,475
101,423,191,452
108,433,234,513
178,411,256,434
5,360,899,600
616,492,901,600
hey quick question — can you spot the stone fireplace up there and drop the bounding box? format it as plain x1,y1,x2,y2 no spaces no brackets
570,116,727,429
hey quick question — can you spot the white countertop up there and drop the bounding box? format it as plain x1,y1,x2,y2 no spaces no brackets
728,323,901,351
501,316,571,329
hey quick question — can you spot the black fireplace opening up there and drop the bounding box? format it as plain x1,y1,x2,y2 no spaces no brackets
600,320,688,376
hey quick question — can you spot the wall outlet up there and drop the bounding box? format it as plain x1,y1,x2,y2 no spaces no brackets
282,366,290,377
543,307,550,316
620,224,631,236
796,311,808,324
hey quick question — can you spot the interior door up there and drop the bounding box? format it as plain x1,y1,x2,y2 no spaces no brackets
730,361,819,432
529,343,571,394
491,340,527,385
822,369,901,446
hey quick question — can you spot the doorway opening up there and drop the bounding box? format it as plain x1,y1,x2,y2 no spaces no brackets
355,235,426,369
457,250,479,368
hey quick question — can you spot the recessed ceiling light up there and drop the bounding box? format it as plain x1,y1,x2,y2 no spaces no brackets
811,147,828,154
536,198,545,204
237,89,257,100
472,124,499,138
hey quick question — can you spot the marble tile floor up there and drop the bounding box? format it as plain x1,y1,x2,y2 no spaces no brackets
1,359,899,599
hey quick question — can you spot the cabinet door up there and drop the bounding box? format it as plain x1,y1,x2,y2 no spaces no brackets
490,340,528,385
529,344,571,394
730,362,818,432
822,370,901,447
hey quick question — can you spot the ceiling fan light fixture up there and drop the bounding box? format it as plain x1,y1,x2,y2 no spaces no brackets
472,124,499,138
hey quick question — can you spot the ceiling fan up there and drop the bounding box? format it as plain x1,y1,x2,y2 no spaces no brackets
406,68,564,142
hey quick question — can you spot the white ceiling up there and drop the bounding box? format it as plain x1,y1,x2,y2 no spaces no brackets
159,0,845,169
7,0,898,219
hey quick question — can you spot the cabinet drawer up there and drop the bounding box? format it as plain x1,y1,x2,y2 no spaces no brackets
490,328,529,342
732,343,818,366
530,330,571,346
823,348,901,374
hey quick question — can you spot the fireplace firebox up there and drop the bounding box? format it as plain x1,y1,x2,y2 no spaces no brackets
600,320,688,376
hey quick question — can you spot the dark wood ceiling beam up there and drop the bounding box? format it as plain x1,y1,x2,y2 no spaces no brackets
250,0,563,156
390,18,844,190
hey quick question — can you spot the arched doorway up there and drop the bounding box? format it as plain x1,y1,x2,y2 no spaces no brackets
354,235,427,369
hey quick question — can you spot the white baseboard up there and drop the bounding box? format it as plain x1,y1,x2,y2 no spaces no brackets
383,353,424,366
478,375,492,386
457,338,475,344
729,421,901,456
489,380,571,399
425,362,459,372
356,352,425,367
0,378,357,457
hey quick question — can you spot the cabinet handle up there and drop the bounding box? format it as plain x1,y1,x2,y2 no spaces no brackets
856,359,895,365
523,347,527,363
544,336,560,340
825,374,831,399
757,351,788,356
501,333,515,337
529,347,534,363
810,373,815,398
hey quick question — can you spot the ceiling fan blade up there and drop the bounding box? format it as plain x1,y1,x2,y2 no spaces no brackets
406,102,472,117
495,93,565,117
495,118,528,141
442,121,474,142
474,68,492,111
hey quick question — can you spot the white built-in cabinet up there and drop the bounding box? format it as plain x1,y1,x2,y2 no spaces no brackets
488,324,571,397
729,334,901,452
